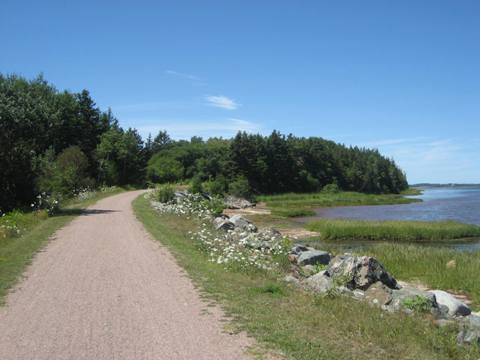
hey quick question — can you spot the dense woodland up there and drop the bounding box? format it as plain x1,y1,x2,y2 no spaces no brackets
0,74,408,211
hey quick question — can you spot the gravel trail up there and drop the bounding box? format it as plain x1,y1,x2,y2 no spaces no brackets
0,191,252,360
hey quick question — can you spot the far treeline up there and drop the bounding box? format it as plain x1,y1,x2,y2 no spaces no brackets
0,74,408,211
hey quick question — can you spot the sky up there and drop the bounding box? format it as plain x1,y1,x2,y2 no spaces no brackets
1,0,479,184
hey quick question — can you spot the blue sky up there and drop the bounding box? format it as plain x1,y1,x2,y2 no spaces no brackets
1,1,479,183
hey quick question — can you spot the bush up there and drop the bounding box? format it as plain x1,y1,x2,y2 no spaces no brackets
189,176,203,194
321,183,340,194
202,196,225,217
229,176,253,200
155,184,175,203
36,146,93,197
203,177,226,196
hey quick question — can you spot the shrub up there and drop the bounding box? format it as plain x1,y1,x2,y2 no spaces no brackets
189,176,203,194
203,177,226,196
202,196,225,216
36,146,93,197
229,176,253,200
155,184,175,203
321,183,340,194
402,296,432,313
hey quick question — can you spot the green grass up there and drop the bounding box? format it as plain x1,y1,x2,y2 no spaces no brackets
258,191,420,218
306,219,480,241
133,195,480,359
0,186,130,303
365,243,480,306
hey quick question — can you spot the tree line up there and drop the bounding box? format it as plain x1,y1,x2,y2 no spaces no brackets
0,74,408,211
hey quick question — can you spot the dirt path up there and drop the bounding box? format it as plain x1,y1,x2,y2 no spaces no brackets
0,191,252,360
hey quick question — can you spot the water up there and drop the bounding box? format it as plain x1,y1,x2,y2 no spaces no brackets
297,186,480,252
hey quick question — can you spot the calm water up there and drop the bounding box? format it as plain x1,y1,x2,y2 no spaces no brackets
298,186,480,252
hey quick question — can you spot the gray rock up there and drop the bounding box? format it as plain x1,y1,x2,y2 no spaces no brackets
290,244,311,255
364,282,393,307
284,275,300,285
224,196,254,209
297,250,331,266
326,255,398,290
457,314,480,345
257,228,283,241
429,290,471,317
305,271,334,294
388,285,437,313
213,217,235,231
229,214,257,232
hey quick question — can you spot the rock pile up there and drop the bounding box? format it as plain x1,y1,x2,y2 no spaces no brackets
286,244,479,345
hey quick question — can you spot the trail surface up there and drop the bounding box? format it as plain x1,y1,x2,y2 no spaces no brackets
0,191,251,360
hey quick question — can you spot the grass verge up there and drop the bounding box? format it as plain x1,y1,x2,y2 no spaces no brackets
306,219,480,242
133,195,480,359
0,186,129,303
258,191,420,218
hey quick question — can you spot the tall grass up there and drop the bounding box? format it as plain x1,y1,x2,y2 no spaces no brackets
307,219,480,241
258,191,420,218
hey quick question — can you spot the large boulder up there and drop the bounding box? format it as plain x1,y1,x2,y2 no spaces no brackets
297,250,331,266
224,196,254,209
229,214,257,232
305,271,334,294
326,255,399,290
429,290,471,317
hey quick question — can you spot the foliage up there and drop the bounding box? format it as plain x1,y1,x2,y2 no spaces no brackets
189,176,203,194
147,154,184,184
203,177,226,196
402,296,433,313
306,219,480,241
228,176,253,200
321,183,340,194
201,196,225,216
155,184,176,203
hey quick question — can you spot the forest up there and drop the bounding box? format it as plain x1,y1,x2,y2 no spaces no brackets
0,74,408,212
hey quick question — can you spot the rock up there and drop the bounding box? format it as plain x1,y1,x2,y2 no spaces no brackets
326,255,398,290
257,228,282,241
429,290,471,317
290,244,311,255
364,282,393,307
305,271,334,294
287,254,298,263
388,285,437,313
229,214,257,232
213,217,235,231
284,275,300,285
297,250,331,266
174,191,188,202
434,319,457,328
224,196,254,209
457,314,480,345
301,265,316,277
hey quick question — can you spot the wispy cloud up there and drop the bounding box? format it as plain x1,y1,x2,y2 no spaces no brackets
135,118,262,139
205,95,239,110
165,69,201,81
